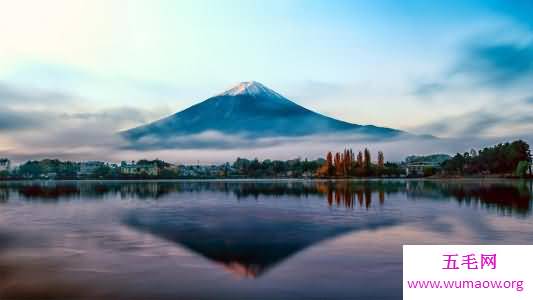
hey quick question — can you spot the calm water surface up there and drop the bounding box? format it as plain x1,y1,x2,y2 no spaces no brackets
0,179,532,300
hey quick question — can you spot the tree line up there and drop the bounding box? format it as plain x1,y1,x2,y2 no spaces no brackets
230,157,323,177
441,140,531,177
2,140,531,179
316,148,402,177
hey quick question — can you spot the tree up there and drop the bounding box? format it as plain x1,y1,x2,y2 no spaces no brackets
326,152,334,176
91,165,112,178
442,140,531,175
343,149,354,176
348,149,355,174
383,162,402,177
423,166,436,177
356,151,363,168
363,148,371,170
515,161,529,178
334,152,343,176
377,151,384,169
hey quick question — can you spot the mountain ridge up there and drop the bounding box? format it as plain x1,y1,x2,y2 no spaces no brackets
122,81,405,145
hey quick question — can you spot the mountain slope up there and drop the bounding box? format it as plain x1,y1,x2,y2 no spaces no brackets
122,81,403,142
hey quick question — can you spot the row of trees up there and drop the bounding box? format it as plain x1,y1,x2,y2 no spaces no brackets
316,148,401,177
4,154,401,179
231,158,324,177
5,140,530,179
4,157,326,179
442,140,531,177
14,159,79,179
10,159,179,180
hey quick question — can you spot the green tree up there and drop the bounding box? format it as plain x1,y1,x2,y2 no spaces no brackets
0,170,9,180
423,166,436,177
515,161,529,178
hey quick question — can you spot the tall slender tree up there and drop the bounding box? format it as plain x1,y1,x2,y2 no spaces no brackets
326,152,334,176
357,151,363,168
363,148,371,170
343,149,350,176
334,152,342,176
377,151,384,169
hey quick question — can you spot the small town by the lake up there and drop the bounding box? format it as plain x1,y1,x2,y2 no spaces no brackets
1,139,532,180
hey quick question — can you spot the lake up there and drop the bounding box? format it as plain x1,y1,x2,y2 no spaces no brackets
0,179,532,300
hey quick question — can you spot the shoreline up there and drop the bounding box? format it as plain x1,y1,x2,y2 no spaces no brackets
1,176,532,182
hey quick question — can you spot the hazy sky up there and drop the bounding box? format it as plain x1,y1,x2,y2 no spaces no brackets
1,0,533,163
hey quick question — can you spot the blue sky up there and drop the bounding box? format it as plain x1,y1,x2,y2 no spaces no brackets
1,0,532,162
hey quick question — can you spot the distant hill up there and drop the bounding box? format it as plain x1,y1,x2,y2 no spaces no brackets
122,81,406,146
405,154,451,164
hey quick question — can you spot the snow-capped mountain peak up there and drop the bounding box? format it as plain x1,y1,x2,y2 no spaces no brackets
219,81,285,99
122,80,405,145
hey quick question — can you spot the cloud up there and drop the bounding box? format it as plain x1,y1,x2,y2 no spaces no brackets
120,130,397,151
107,133,532,164
0,105,160,133
409,32,533,139
0,78,173,163
2,118,531,165
411,82,447,97
60,107,157,125
413,107,533,138
525,96,533,105
412,104,511,136
0,102,169,163
413,39,533,99
119,131,441,164
453,41,533,87
287,80,345,103
0,81,73,104
0,109,49,131
0,79,167,133
464,113,505,134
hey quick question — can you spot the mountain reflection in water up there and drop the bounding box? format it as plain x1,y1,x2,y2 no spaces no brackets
124,196,397,278
0,179,532,299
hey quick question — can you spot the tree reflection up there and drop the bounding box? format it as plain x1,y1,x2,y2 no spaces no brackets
405,180,532,215
317,182,386,209
0,180,530,214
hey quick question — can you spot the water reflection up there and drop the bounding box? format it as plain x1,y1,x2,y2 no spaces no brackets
405,180,532,215
2,180,529,278
124,201,398,278
0,180,530,213
316,182,387,208
0,179,532,299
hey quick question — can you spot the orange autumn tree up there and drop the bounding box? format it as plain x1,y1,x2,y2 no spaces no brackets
317,148,385,177
342,148,354,176
363,148,371,170
317,152,334,177
334,152,342,176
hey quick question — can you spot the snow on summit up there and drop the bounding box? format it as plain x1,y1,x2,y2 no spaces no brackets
219,81,285,99
122,80,405,146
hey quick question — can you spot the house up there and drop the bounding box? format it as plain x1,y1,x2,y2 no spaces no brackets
405,162,440,177
120,161,160,176
42,172,57,179
78,161,105,176
404,154,449,177
0,159,10,172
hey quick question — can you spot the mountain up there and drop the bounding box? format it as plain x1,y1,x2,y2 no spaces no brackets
122,81,404,144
